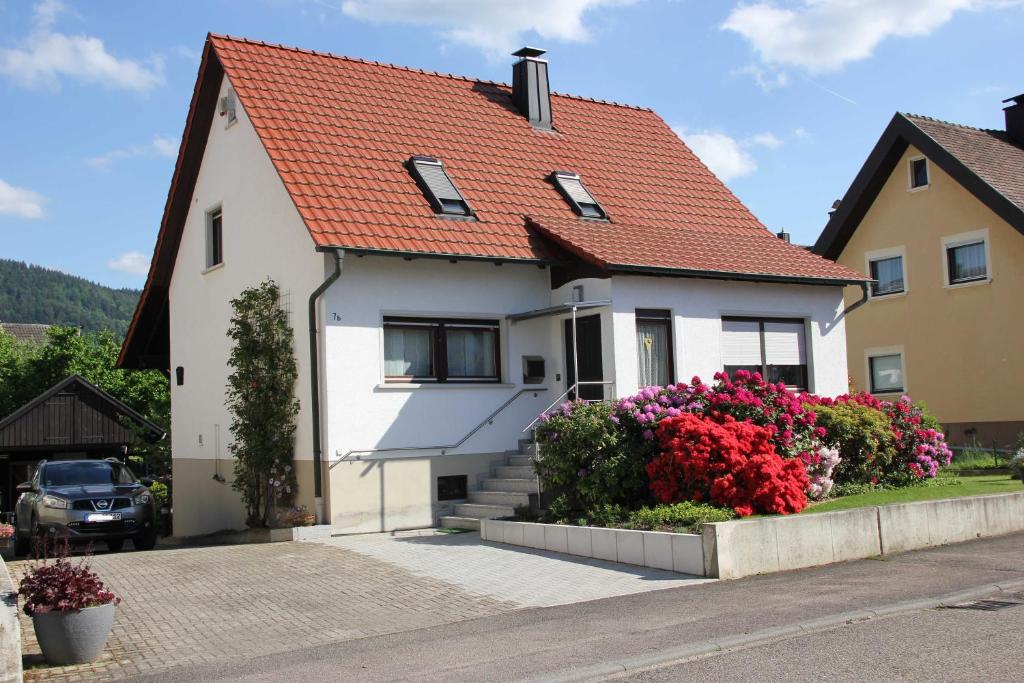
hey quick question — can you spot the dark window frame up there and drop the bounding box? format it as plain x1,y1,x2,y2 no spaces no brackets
207,208,223,268
909,157,929,189
869,353,905,394
383,316,501,384
437,474,468,501
945,240,988,285
868,255,905,297
550,171,607,219
406,156,474,218
721,316,809,391
635,308,675,387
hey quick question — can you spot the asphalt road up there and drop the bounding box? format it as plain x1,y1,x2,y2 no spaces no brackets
133,532,1024,682
623,596,1024,682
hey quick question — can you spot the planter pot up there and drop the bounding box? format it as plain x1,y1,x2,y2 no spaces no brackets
0,536,14,561
32,603,115,665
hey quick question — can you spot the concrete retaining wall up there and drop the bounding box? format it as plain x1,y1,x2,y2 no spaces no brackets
703,490,1024,580
1,556,22,683
480,519,706,576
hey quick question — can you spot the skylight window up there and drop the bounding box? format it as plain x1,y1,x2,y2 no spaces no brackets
551,171,606,219
407,156,472,217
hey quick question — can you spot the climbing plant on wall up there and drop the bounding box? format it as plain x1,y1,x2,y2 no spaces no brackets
226,279,300,527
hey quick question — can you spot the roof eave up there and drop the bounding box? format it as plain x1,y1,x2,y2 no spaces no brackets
606,263,865,287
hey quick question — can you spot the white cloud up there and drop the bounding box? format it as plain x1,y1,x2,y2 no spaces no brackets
340,0,631,57
0,0,163,91
723,1,1022,75
674,128,786,182
87,136,179,169
0,179,46,219
107,251,150,275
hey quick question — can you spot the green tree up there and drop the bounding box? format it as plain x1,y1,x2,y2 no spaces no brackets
226,280,300,528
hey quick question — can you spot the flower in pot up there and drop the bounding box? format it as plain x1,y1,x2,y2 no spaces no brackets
0,522,14,560
278,505,316,527
18,542,121,666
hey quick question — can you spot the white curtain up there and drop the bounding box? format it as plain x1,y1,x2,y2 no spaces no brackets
384,327,432,377
873,256,904,294
721,320,762,366
446,328,495,377
871,354,903,392
636,321,669,388
951,243,986,281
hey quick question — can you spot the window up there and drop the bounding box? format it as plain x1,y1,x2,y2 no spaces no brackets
383,317,499,382
206,208,223,269
220,90,237,125
909,157,929,189
551,171,606,219
869,255,905,296
721,317,808,390
946,241,987,284
869,353,904,394
636,309,674,388
407,156,472,216
437,475,468,501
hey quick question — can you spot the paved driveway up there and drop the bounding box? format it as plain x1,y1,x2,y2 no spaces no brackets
10,531,707,681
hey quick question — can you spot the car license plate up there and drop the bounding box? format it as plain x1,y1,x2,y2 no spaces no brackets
85,512,121,523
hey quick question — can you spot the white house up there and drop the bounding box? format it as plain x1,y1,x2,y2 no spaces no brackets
118,35,868,537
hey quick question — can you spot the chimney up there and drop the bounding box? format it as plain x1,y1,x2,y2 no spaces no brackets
1004,94,1024,145
512,47,552,130
776,230,791,243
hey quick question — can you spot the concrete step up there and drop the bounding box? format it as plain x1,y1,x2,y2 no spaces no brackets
507,455,535,467
453,503,515,519
481,477,537,493
518,440,539,456
469,490,531,507
440,516,480,531
495,465,535,479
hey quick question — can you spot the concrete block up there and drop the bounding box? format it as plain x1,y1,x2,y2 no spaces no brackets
774,513,834,571
479,518,492,541
671,533,705,576
615,529,645,566
980,494,1020,536
1,558,22,683
704,519,780,580
591,527,618,562
643,531,674,571
544,525,569,554
523,523,546,549
827,507,882,562
926,497,982,546
566,526,593,557
503,521,526,547
878,501,931,555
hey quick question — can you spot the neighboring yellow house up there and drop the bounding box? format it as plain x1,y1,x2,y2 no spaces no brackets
814,95,1024,448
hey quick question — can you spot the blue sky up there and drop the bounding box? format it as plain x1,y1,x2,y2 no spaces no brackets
1,0,1021,289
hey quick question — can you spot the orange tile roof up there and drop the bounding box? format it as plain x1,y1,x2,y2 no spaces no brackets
210,35,865,281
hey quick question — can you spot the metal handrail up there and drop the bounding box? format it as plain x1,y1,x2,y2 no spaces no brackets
522,380,614,433
330,387,547,466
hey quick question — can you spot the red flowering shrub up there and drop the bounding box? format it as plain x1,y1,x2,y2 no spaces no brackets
647,413,808,516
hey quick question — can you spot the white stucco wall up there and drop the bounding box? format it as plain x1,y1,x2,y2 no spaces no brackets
168,75,327,535
609,276,849,398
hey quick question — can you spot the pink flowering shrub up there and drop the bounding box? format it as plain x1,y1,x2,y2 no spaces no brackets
802,446,841,500
0,522,14,539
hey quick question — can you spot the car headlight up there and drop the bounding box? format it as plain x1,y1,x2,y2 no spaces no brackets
42,494,68,509
133,492,152,506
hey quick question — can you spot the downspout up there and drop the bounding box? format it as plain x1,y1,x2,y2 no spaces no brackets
309,248,344,524
841,281,871,317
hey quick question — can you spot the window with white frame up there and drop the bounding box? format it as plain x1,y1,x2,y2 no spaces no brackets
383,316,500,383
868,254,905,297
944,234,989,285
721,317,808,390
868,352,904,394
908,157,929,190
205,207,223,269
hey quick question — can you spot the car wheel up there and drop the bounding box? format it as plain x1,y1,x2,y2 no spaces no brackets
133,533,157,551
107,539,125,552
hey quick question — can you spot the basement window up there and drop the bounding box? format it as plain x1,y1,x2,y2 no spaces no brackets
438,475,468,501
551,171,606,219
407,156,472,217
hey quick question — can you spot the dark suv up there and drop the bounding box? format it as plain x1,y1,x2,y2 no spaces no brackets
14,459,158,555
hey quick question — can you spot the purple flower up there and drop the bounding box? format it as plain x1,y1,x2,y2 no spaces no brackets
642,429,655,440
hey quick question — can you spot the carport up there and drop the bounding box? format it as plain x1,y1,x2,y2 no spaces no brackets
0,374,164,514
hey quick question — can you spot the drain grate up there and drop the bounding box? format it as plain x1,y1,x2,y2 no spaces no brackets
946,599,1023,612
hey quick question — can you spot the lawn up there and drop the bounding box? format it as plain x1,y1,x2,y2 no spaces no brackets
804,474,1020,514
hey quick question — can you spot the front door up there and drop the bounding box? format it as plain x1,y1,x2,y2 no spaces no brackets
564,314,604,401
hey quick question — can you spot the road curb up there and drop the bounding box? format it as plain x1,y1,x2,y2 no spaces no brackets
538,578,1024,682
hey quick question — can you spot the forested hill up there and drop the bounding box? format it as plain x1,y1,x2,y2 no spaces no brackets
0,259,140,336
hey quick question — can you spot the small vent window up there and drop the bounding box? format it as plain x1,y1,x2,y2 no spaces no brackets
407,156,472,217
551,171,606,219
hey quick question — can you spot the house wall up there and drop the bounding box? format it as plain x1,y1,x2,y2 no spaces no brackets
836,144,1024,446
168,74,328,536
609,276,849,398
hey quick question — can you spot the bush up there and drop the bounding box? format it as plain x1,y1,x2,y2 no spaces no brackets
811,401,894,485
1010,451,1024,481
627,502,735,533
536,401,648,511
19,541,121,615
648,413,808,516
